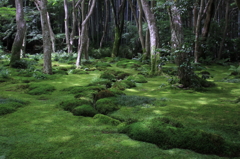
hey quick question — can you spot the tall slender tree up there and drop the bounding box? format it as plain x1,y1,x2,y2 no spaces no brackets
10,0,26,66
140,0,159,75
35,0,52,74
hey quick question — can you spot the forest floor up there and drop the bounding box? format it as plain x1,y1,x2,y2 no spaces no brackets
0,55,240,159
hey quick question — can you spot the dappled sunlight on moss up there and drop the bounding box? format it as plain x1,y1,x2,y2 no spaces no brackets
48,135,73,142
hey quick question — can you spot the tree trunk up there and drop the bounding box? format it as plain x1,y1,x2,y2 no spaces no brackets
110,0,126,58
69,0,76,53
64,0,70,53
10,0,26,66
47,12,56,53
99,0,109,48
218,0,229,59
140,0,159,75
194,0,204,63
35,0,52,74
76,0,96,67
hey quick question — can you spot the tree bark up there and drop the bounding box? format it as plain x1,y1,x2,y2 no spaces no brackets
99,0,109,48
110,0,126,58
76,0,96,67
194,0,204,63
47,12,56,53
141,0,159,75
35,0,52,74
64,0,70,53
10,0,26,66
218,0,229,59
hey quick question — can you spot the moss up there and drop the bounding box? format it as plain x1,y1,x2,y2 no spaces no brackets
95,62,111,68
118,117,239,157
95,89,116,100
116,72,130,80
57,99,91,112
108,88,125,96
27,84,55,95
0,98,29,115
93,114,121,126
126,74,147,83
71,69,89,75
72,104,98,117
112,81,128,90
95,97,119,114
122,80,136,88
100,71,116,81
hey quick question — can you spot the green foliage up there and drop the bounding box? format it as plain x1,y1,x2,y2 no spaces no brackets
88,77,112,87
118,117,239,157
27,84,55,95
57,99,91,112
116,72,130,80
10,60,29,69
32,71,48,80
89,47,111,59
93,114,121,126
0,97,28,115
0,67,10,79
95,97,119,114
116,95,156,107
95,62,111,68
229,65,240,75
0,7,15,20
72,104,98,117
126,74,147,83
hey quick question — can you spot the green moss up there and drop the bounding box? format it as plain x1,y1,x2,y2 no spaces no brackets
126,74,147,83
118,117,239,157
100,71,116,81
95,97,119,114
0,98,29,115
93,114,121,126
112,81,128,90
95,89,116,100
27,84,55,95
72,104,98,117
95,62,111,68
71,69,89,75
57,99,91,112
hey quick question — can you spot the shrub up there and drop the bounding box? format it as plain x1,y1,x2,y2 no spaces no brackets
95,97,119,114
118,117,240,157
126,74,147,83
116,95,156,107
93,114,121,126
27,84,55,95
57,99,91,112
72,104,98,117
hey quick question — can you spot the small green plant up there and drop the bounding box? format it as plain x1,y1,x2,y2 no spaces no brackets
229,65,240,75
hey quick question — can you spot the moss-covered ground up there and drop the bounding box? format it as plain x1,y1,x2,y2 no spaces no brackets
0,56,240,159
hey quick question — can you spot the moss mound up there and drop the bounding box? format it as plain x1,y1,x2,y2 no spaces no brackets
72,104,98,117
0,98,29,115
100,71,116,81
95,89,116,100
27,84,55,95
116,95,156,107
95,97,119,114
118,117,240,157
93,114,121,126
57,99,91,112
126,74,147,83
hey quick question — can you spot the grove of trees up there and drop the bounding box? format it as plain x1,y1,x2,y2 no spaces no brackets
1,0,240,87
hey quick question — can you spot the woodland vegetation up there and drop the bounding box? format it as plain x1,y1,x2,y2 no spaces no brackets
0,0,240,158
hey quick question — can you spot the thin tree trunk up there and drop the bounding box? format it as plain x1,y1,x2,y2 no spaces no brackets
64,0,70,53
10,0,26,66
76,0,96,67
69,0,76,53
47,12,56,53
99,0,108,48
141,0,159,75
218,0,229,59
35,0,52,74
194,0,204,63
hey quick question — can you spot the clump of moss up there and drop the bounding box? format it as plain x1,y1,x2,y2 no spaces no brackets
93,114,121,126
116,72,130,80
126,74,147,83
112,81,128,90
118,117,240,157
95,89,116,100
95,97,119,114
95,62,111,68
88,78,112,88
0,98,29,115
100,71,116,81
27,84,55,95
71,69,89,75
108,88,125,96
72,104,98,117
57,99,91,112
